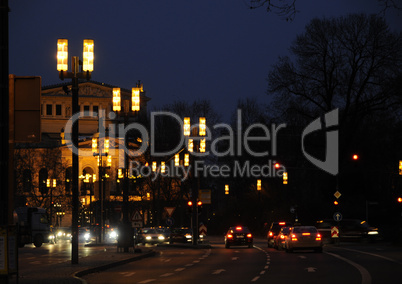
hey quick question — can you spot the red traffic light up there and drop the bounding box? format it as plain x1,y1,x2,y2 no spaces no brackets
197,201,202,206
187,201,193,206
334,200,339,205
398,197,402,203
274,162,280,169
352,154,359,160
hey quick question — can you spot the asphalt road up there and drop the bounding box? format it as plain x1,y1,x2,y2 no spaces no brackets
81,237,402,284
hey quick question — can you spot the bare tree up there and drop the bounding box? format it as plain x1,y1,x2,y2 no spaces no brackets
268,14,402,127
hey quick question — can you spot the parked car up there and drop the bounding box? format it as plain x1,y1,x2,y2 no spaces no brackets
267,221,292,248
224,226,253,249
170,227,193,244
284,226,323,253
274,226,291,250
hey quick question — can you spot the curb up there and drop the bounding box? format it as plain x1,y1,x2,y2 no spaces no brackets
73,250,156,280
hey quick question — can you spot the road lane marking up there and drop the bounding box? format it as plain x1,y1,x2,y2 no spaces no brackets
232,257,239,260
305,267,317,272
260,271,265,275
337,247,402,265
175,268,185,272
138,280,156,284
160,273,174,277
326,252,371,284
185,263,194,267
212,269,225,274
251,276,260,282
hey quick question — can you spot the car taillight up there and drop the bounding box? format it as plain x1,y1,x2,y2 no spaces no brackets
247,233,252,238
236,226,242,230
279,222,286,225
269,232,273,237
302,233,310,236
291,234,298,241
316,233,322,241
227,234,233,239
280,235,285,239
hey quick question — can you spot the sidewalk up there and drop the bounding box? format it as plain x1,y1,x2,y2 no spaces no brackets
10,246,155,284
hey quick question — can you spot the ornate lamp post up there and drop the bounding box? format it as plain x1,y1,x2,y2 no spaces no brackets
92,135,110,242
57,38,93,264
112,84,141,252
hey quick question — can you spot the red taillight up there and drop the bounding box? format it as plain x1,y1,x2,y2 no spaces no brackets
227,234,233,239
302,233,310,236
247,233,252,238
291,234,297,241
316,233,322,241
280,235,285,239
279,222,286,225
236,226,242,230
269,232,273,237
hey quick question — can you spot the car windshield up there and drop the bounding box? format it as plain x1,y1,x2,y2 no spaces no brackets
293,227,317,233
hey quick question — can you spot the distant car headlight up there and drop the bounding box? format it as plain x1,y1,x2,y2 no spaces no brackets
185,234,192,239
158,235,165,240
57,231,63,237
146,236,152,240
48,235,55,240
109,231,118,239
368,231,379,235
84,232,91,240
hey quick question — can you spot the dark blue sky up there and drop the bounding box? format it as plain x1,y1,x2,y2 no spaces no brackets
9,0,401,122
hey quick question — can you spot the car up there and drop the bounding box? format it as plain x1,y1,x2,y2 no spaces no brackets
273,226,291,250
316,219,381,242
284,226,323,253
78,227,92,243
170,227,192,244
267,221,292,248
224,226,253,249
137,227,168,244
105,227,119,243
55,227,72,242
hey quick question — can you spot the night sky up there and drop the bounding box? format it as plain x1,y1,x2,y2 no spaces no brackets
9,0,401,122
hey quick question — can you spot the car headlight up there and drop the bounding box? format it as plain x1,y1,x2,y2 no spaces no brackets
185,234,192,239
368,231,379,235
158,235,165,240
48,235,55,240
109,231,118,239
57,231,63,237
146,236,152,240
84,232,91,240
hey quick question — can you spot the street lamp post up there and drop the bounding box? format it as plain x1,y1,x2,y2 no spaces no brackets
92,134,110,243
183,117,206,246
46,179,57,226
112,84,141,252
57,38,93,264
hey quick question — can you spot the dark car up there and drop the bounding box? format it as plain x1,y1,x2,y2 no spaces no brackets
170,227,193,244
316,219,381,242
267,221,292,248
224,226,253,248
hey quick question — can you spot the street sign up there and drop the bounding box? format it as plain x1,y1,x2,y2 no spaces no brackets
331,226,339,238
131,210,143,228
334,191,341,199
199,189,211,204
166,217,174,226
199,223,207,236
333,212,342,222
164,207,175,217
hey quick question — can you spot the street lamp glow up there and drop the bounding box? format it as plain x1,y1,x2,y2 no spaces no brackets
57,39,68,71
200,138,206,153
184,154,189,167
184,117,190,136
161,162,166,174
188,139,194,152
82,39,94,72
132,87,141,111
257,179,261,191
53,179,57,188
175,154,180,167
199,117,206,136
112,88,121,111
225,184,229,195
92,138,98,154
104,138,109,154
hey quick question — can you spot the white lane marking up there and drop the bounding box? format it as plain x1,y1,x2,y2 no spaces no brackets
175,268,185,272
138,280,156,284
326,252,371,284
299,255,306,259
260,271,266,275
232,257,239,260
305,267,317,272
185,263,194,267
338,247,402,265
264,265,268,269
160,273,174,277
163,258,171,262
212,269,225,275
251,276,260,282
193,260,200,263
